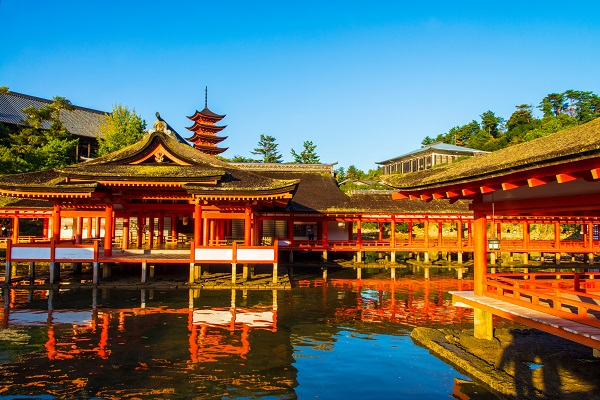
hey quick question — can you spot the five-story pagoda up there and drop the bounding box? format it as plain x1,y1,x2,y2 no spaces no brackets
186,88,228,155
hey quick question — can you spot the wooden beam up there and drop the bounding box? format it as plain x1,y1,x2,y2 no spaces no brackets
556,173,579,184
392,192,408,200
501,182,522,191
527,177,554,187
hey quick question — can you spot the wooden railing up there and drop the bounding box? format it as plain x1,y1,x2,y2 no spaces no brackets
485,272,600,329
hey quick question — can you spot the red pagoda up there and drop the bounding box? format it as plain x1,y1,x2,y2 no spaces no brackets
186,87,228,155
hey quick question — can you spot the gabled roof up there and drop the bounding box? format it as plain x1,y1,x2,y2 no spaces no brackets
376,143,487,165
0,90,106,139
382,118,600,201
0,125,299,201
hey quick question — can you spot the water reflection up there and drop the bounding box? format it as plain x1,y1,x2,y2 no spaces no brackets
0,278,497,399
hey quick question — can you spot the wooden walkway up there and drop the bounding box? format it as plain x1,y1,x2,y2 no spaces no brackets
450,290,600,350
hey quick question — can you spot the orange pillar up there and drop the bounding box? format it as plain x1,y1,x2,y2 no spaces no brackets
122,216,130,250
75,217,83,244
52,204,61,243
158,215,164,245
194,204,202,247
244,206,252,246
473,210,487,296
12,216,19,241
104,204,113,257
288,217,295,246
148,215,155,247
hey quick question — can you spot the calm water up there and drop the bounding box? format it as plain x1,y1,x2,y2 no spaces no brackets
0,277,501,399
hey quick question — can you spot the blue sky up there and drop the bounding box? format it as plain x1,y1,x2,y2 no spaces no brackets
1,1,599,171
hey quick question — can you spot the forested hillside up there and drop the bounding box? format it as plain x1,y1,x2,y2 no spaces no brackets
421,90,600,151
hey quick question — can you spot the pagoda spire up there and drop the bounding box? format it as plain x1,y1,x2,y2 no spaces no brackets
185,88,228,156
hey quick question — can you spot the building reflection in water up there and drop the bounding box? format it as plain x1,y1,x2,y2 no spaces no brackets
0,278,480,399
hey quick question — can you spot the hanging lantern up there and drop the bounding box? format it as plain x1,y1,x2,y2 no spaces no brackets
488,237,501,250
183,216,189,226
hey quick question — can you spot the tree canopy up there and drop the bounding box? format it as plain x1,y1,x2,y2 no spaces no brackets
290,140,320,164
251,134,283,163
0,95,78,173
97,104,146,156
420,89,600,152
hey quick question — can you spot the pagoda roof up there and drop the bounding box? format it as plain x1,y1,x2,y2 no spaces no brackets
0,124,298,201
382,118,600,200
186,121,227,133
191,143,229,155
186,132,228,143
187,107,226,122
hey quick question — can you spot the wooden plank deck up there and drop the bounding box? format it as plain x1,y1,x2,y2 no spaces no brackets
450,290,600,350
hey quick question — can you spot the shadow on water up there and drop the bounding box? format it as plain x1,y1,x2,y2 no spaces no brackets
495,328,600,399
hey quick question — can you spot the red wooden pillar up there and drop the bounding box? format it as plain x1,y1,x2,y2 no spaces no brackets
437,222,442,246
209,220,215,245
52,204,61,243
148,215,155,247
244,206,252,246
523,220,529,249
95,217,102,239
467,222,473,247
323,220,329,247
75,217,83,244
390,219,396,248
408,221,413,245
423,220,429,248
554,220,561,250
12,216,19,241
457,221,463,248
356,219,362,246
194,204,202,247
122,216,130,250
137,216,144,248
87,217,93,238
104,204,113,257
171,216,178,242
587,221,594,249
288,217,295,246
42,218,49,238
158,214,164,245
378,222,383,241
473,210,487,296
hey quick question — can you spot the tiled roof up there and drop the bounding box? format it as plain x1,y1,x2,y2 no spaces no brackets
0,91,106,139
382,118,600,191
377,142,488,164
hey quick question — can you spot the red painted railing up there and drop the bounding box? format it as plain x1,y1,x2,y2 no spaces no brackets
485,272,600,329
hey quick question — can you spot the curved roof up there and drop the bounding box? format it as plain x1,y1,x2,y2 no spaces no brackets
0,128,298,200
382,118,600,197
187,107,226,122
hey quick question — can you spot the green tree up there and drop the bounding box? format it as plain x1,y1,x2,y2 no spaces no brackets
290,140,320,163
8,96,78,172
97,104,146,156
251,134,282,163
480,110,504,138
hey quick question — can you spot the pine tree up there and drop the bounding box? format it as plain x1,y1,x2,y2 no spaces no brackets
251,134,282,163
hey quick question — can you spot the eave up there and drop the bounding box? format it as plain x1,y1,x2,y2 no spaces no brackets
392,157,600,203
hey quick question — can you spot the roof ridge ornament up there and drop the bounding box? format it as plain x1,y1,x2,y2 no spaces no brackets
148,112,174,137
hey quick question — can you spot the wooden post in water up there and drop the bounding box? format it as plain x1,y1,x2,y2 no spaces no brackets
231,263,237,284
356,267,362,280
189,263,195,283
141,260,147,283
473,209,493,340
93,262,99,284
322,266,328,280
273,262,278,284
